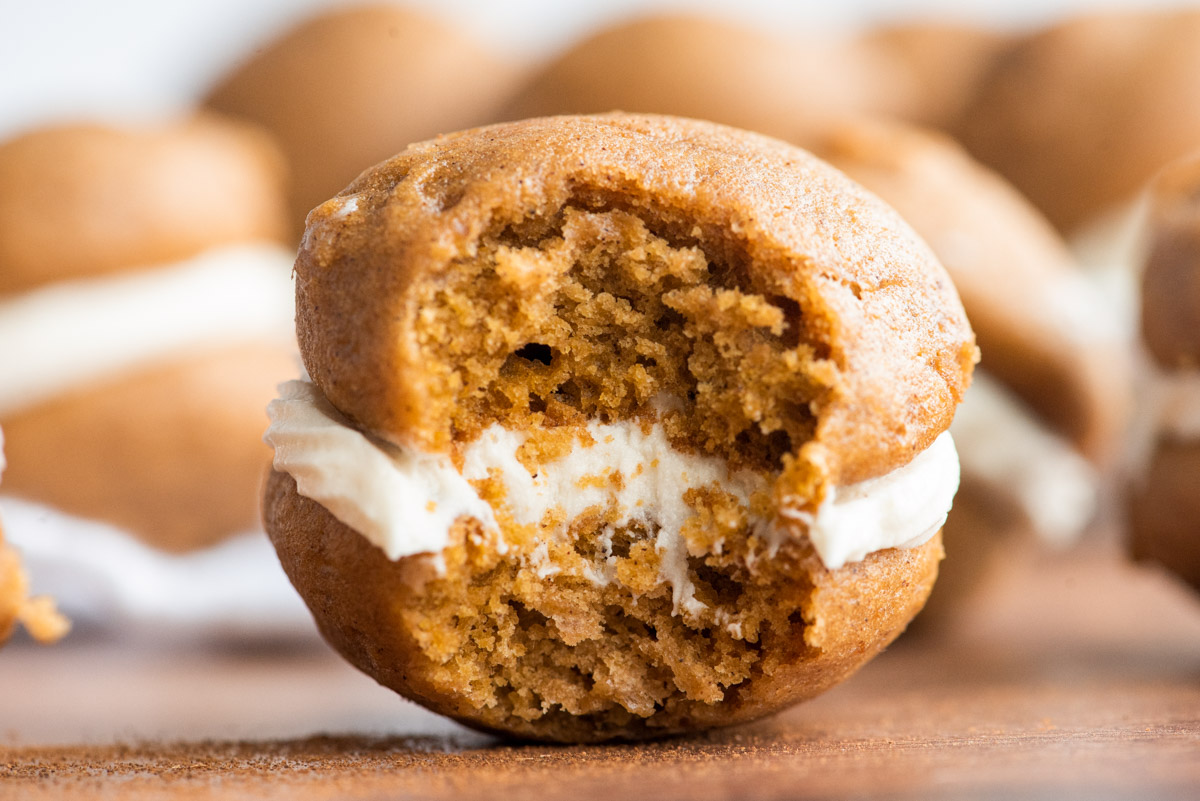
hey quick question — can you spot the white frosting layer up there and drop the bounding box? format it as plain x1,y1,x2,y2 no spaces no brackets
265,380,496,561
1150,369,1200,440
1069,195,1149,344
951,372,1098,547
777,431,958,569
265,380,962,613
1128,359,1200,475
1039,270,1129,345
459,421,768,615
0,242,296,416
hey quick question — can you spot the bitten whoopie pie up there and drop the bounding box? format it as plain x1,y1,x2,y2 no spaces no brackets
263,114,976,742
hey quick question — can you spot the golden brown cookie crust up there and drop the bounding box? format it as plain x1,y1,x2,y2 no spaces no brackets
960,9,1200,232
2,344,295,552
205,4,519,235
264,469,942,742
1141,152,1200,369
296,113,976,488
0,115,288,296
809,118,1128,461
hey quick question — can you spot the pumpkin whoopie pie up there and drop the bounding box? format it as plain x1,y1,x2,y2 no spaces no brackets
0,115,296,552
1130,153,1200,592
263,114,976,742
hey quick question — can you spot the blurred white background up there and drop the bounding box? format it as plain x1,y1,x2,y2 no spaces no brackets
1,0,1187,139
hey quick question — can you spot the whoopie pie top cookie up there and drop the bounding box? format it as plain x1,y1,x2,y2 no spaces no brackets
296,113,976,488
0,114,287,296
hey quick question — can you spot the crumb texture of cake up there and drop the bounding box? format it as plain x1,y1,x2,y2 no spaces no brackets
268,114,974,741
1,432,69,646
412,205,818,476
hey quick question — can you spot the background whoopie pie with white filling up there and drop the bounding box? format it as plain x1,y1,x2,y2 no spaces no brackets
1129,152,1200,593
0,115,297,553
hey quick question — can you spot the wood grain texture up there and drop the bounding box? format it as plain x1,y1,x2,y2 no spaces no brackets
1,541,1197,800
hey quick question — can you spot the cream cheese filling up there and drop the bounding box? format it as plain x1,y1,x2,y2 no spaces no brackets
1144,367,1200,441
265,380,961,613
1069,195,1148,344
0,242,296,417
1128,360,1200,475
950,372,1098,547
775,430,959,569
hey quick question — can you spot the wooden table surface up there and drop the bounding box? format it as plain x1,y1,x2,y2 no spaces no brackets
2,541,1198,801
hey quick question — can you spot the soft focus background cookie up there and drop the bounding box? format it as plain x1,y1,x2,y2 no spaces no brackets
1129,152,1200,592
0,117,297,553
808,118,1128,617
0,115,286,295
959,9,1200,233
206,5,521,235
810,118,1128,463
857,21,1018,133
1139,154,1200,368
497,14,893,143
3,345,295,552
